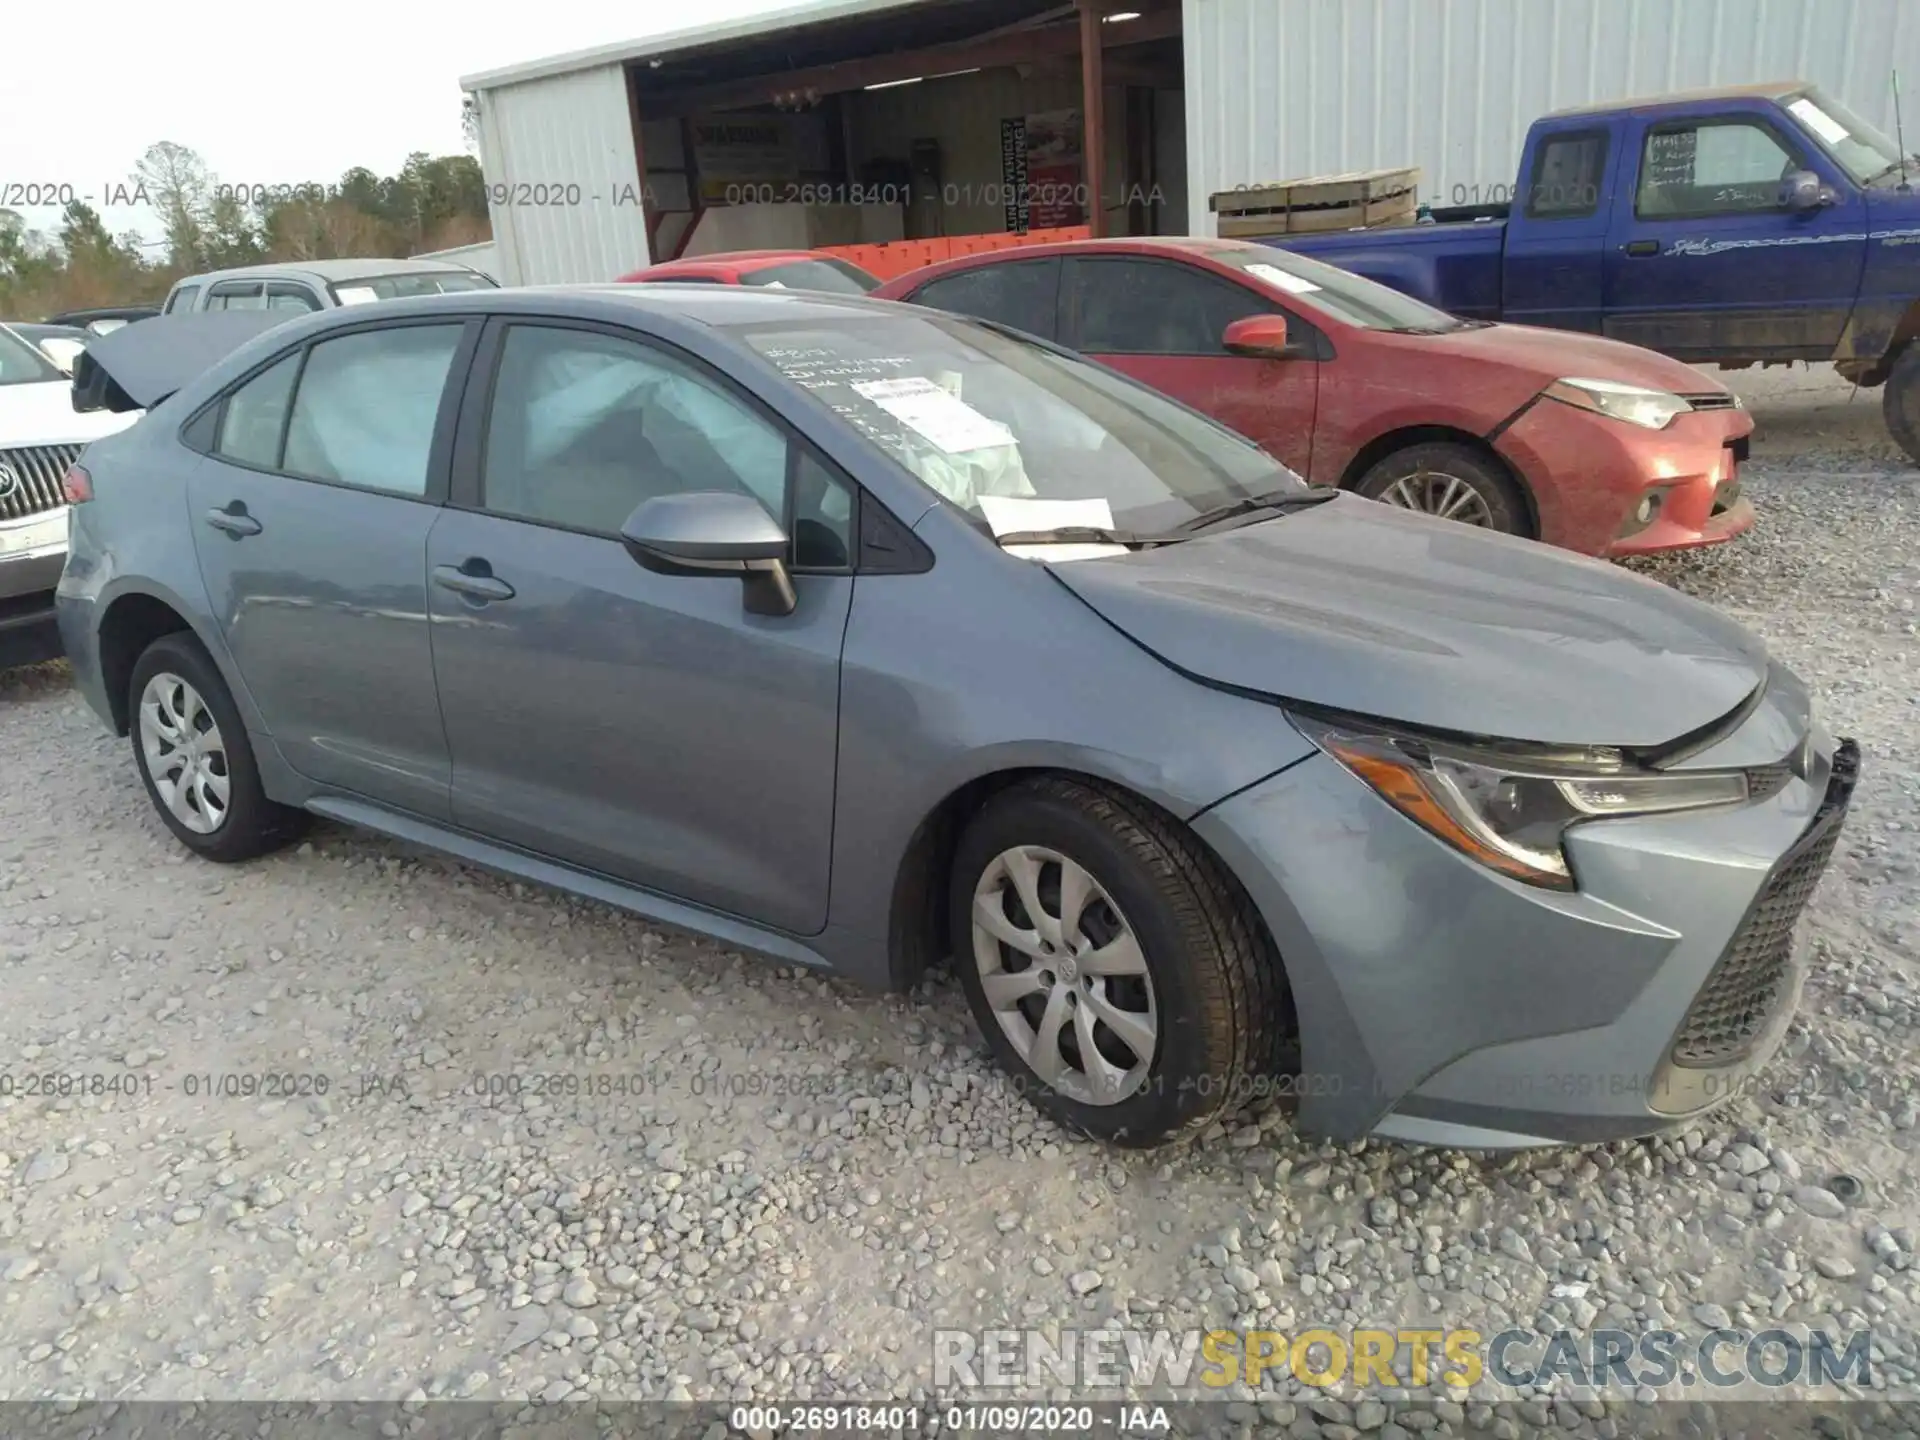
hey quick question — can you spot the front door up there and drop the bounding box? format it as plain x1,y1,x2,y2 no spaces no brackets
1060,255,1320,477
187,319,473,818
1602,109,1867,359
426,318,855,935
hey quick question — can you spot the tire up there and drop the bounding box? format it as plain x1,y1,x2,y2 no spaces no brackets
948,776,1288,1148
1354,441,1530,535
1881,345,1920,467
128,632,307,863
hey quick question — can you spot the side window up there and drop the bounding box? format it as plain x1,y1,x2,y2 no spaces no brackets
1068,258,1272,355
1526,131,1608,218
213,352,300,469
481,325,789,539
910,260,1061,339
282,324,464,496
1637,120,1802,218
791,449,854,570
267,283,322,312
164,284,201,314
207,282,266,312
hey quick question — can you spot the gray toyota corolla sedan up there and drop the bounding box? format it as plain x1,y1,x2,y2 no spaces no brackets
55,285,1856,1150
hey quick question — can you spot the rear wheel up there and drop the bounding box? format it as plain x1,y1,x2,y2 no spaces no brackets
1881,345,1920,466
1354,441,1530,535
129,633,307,862
949,777,1286,1148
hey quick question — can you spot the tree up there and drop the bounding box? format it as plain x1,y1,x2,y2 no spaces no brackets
136,141,213,268
461,93,482,155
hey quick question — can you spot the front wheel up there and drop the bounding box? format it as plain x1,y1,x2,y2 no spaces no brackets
1354,441,1530,535
1881,345,1920,467
949,777,1287,1148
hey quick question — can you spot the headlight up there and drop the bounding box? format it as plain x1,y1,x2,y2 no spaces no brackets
1544,376,1693,430
1292,713,1751,889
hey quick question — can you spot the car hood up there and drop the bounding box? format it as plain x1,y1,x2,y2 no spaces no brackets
1416,321,1729,395
1048,494,1767,749
0,379,139,447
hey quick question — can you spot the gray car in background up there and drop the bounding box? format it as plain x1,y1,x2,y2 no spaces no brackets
55,286,1857,1150
159,257,496,319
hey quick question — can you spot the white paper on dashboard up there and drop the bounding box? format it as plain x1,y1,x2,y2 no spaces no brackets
1245,262,1321,295
977,495,1128,561
851,376,1014,454
1787,98,1849,146
334,286,378,306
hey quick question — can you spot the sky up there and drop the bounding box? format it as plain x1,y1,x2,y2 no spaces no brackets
2,0,789,249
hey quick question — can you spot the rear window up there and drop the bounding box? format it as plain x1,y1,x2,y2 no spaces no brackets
738,259,879,295
330,272,497,305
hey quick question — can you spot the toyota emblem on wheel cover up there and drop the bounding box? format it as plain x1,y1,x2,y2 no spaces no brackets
0,464,19,501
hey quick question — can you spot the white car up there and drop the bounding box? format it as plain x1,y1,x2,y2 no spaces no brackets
0,325,139,667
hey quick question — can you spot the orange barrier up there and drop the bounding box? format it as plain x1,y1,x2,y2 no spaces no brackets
820,226,1092,281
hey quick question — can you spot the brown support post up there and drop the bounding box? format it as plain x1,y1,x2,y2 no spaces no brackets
1078,0,1106,237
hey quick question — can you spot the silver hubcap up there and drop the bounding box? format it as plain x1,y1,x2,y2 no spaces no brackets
1377,470,1495,526
970,846,1157,1107
138,672,230,835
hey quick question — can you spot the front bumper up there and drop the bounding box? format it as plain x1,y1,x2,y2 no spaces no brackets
1192,685,1855,1148
1493,401,1754,558
0,510,68,668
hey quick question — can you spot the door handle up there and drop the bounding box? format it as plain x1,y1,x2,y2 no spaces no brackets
432,562,515,602
1623,239,1661,257
204,503,262,538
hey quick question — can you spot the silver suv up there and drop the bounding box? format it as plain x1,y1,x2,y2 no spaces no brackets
159,258,496,319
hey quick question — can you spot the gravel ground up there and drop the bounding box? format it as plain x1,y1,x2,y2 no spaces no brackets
0,363,1916,1431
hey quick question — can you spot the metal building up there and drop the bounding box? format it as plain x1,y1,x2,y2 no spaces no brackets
459,0,1920,285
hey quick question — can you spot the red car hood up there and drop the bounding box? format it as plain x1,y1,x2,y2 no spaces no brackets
1414,321,1728,395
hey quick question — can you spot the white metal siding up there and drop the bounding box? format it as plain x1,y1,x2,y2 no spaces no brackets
1184,0,1920,236
476,64,652,285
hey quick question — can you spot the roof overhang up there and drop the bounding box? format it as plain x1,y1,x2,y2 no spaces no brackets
460,0,929,92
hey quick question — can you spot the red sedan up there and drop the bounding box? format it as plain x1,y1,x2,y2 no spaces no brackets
618,250,881,294
872,238,1754,557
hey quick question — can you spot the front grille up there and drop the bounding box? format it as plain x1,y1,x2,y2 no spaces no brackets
0,445,80,523
1681,392,1741,411
1669,738,1859,1068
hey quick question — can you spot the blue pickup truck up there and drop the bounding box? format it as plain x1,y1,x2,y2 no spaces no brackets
1268,82,1920,461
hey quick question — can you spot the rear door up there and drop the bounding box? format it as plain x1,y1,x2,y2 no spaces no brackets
424,317,854,935
1059,255,1320,476
1602,106,1866,358
1502,124,1619,331
904,257,1063,340
186,317,478,819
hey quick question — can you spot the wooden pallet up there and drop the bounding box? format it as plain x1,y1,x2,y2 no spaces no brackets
1210,167,1420,237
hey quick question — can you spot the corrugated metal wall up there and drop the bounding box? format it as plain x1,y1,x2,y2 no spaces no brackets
1183,0,1920,235
475,63,653,285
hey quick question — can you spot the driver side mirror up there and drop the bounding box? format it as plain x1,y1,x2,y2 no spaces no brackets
1781,169,1838,212
1223,314,1292,359
619,491,797,617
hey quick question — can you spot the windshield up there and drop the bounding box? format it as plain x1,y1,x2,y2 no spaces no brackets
1784,88,1907,184
740,259,879,295
329,272,498,305
0,325,62,386
731,310,1304,535
1203,245,1472,332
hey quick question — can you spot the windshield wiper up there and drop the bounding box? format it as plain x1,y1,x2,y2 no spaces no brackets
992,526,1163,549
1865,156,1919,186
1167,486,1338,536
